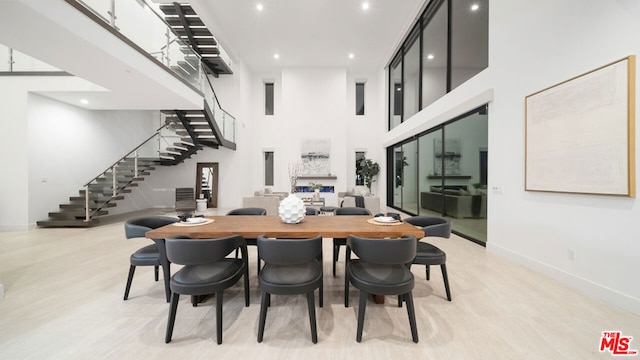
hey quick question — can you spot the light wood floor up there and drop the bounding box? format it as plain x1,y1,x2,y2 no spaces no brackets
0,209,638,359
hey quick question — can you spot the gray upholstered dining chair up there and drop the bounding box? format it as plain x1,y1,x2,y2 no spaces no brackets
164,235,249,344
333,207,372,276
227,207,266,273
305,207,319,215
344,235,418,343
404,216,452,301
256,235,323,344
123,216,179,302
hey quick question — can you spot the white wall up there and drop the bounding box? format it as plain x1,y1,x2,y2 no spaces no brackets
236,67,385,206
383,0,640,314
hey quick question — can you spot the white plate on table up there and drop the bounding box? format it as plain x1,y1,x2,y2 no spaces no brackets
373,216,398,223
183,217,207,224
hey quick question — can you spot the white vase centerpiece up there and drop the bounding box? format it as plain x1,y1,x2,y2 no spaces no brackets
279,162,305,224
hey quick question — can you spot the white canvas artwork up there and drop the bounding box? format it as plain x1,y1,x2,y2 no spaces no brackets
301,139,331,175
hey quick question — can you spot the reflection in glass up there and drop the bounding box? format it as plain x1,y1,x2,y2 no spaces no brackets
421,1,448,109
418,129,442,215
390,106,488,244
402,140,418,214
389,55,403,129
450,0,489,89
403,28,421,120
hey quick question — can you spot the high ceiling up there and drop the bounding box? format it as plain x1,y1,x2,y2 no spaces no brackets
185,0,426,73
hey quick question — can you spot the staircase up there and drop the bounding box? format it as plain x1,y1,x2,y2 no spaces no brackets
36,103,234,228
159,2,232,77
36,1,236,228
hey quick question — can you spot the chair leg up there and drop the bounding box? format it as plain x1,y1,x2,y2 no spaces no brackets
344,269,350,307
123,265,136,300
441,264,452,301
154,265,159,281
244,266,250,307
162,264,171,303
332,243,339,277
426,265,430,280
356,290,368,342
306,291,318,344
319,274,324,308
216,290,223,344
165,292,180,343
398,294,403,308
257,291,269,343
404,291,419,343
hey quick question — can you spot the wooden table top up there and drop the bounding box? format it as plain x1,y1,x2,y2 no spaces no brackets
145,215,424,239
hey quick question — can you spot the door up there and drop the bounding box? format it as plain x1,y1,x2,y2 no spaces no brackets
196,163,218,208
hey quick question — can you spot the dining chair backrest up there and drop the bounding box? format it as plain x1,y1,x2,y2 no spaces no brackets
336,207,371,216
347,235,417,265
125,216,179,238
166,235,246,265
257,235,322,265
227,207,267,216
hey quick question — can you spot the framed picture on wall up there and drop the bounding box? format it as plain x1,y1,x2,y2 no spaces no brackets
525,56,636,197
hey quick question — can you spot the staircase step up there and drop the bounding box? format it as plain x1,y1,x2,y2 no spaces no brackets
69,195,125,202
166,17,204,27
37,219,100,228
80,188,131,195
159,4,197,16
60,203,116,210
49,210,109,219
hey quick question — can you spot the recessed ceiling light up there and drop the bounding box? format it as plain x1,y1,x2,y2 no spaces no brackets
349,53,355,59
427,54,434,60
256,3,263,11
470,3,479,11
80,99,89,104
273,53,280,59
362,2,370,11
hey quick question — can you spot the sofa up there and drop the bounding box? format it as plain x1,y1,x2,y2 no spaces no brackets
420,186,486,218
242,190,288,216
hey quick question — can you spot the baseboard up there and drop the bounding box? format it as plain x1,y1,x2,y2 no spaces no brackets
487,242,640,316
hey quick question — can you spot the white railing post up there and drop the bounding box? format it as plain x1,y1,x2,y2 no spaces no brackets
8,48,14,72
112,166,117,197
165,28,171,67
108,0,116,27
134,150,139,178
85,184,90,222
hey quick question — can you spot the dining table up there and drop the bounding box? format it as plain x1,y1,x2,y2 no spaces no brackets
145,215,424,240
145,215,424,304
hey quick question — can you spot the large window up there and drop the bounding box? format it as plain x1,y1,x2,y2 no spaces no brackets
403,28,421,120
387,105,488,244
388,0,488,129
264,151,274,186
265,82,274,115
421,2,448,108
355,83,365,115
389,54,403,129
451,0,489,89
355,151,366,186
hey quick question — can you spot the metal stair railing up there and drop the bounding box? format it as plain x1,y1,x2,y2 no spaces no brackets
81,123,175,221
202,73,235,143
